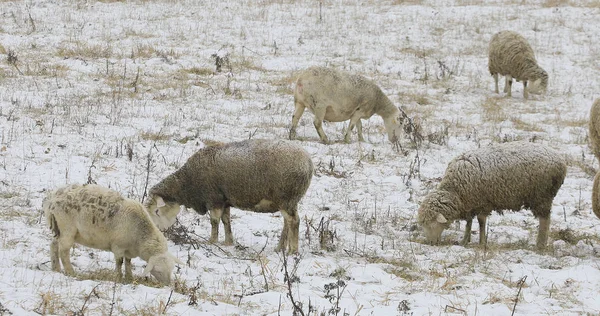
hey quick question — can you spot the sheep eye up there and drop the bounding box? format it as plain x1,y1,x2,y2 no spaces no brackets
155,209,159,216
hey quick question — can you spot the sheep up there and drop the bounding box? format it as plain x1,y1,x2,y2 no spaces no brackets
488,30,548,99
417,141,566,250
289,66,406,144
43,184,182,285
589,99,600,161
144,139,313,253
593,172,600,221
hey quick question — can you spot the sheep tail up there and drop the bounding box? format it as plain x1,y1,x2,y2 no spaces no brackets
592,172,600,219
48,214,60,238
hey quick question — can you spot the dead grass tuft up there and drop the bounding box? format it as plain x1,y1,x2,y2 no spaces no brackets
481,97,507,123
57,41,113,59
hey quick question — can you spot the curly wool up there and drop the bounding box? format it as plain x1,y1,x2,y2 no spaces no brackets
488,31,548,96
418,141,566,247
589,99,600,161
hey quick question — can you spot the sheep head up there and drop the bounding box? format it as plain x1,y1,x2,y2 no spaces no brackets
528,69,548,95
417,190,462,244
143,252,183,285
383,112,405,143
144,194,181,230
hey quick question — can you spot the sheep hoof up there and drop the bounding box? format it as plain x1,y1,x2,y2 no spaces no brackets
223,240,233,246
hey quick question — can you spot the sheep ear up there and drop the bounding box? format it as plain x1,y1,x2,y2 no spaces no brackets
156,196,166,208
143,260,155,276
436,213,447,224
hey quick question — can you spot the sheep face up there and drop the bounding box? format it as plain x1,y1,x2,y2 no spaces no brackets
145,195,181,230
143,252,182,285
383,115,404,143
417,190,461,244
528,77,546,95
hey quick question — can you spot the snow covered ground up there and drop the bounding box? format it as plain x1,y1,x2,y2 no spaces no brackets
0,0,599,315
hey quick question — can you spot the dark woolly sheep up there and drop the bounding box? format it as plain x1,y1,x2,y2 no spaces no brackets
145,139,313,253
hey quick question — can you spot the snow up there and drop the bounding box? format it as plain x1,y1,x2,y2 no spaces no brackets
0,0,599,315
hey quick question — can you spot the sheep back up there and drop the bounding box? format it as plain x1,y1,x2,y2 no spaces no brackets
589,99,600,161
438,141,566,220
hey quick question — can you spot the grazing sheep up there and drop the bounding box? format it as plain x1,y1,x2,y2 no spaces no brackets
593,172,600,221
417,141,566,250
289,66,406,144
488,30,548,99
145,139,313,253
589,99,600,161
44,184,182,285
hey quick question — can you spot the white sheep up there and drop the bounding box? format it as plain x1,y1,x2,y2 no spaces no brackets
144,139,313,253
589,98,600,161
417,141,566,250
43,184,182,285
289,66,406,144
488,30,548,99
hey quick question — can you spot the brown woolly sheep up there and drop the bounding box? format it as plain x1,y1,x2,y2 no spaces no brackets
145,139,313,253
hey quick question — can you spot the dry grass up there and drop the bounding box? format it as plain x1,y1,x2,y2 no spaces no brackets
481,97,508,123
57,41,113,59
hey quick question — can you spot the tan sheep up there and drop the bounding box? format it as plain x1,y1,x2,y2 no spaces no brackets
592,172,600,221
44,184,182,285
289,66,406,144
417,141,566,250
588,98,600,161
144,139,313,253
488,30,548,99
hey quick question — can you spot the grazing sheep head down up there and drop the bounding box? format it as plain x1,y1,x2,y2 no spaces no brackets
145,194,182,230
417,190,463,244
527,70,548,95
382,114,404,143
143,252,183,285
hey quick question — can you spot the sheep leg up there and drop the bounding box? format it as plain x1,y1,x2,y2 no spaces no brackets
50,238,61,272
58,238,75,276
124,258,133,281
461,219,472,245
505,75,513,96
356,120,365,142
115,257,125,282
523,80,529,100
477,215,487,246
277,208,299,253
221,206,233,246
536,216,550,251
344,115,362,143
209,208,223,243
493,73,499,94
312,107,329,144
289,101,305,140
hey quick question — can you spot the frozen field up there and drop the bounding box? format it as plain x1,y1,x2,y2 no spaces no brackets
0,0,600,315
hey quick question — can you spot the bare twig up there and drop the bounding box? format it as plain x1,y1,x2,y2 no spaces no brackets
511,276,527,316
281,250,305,316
